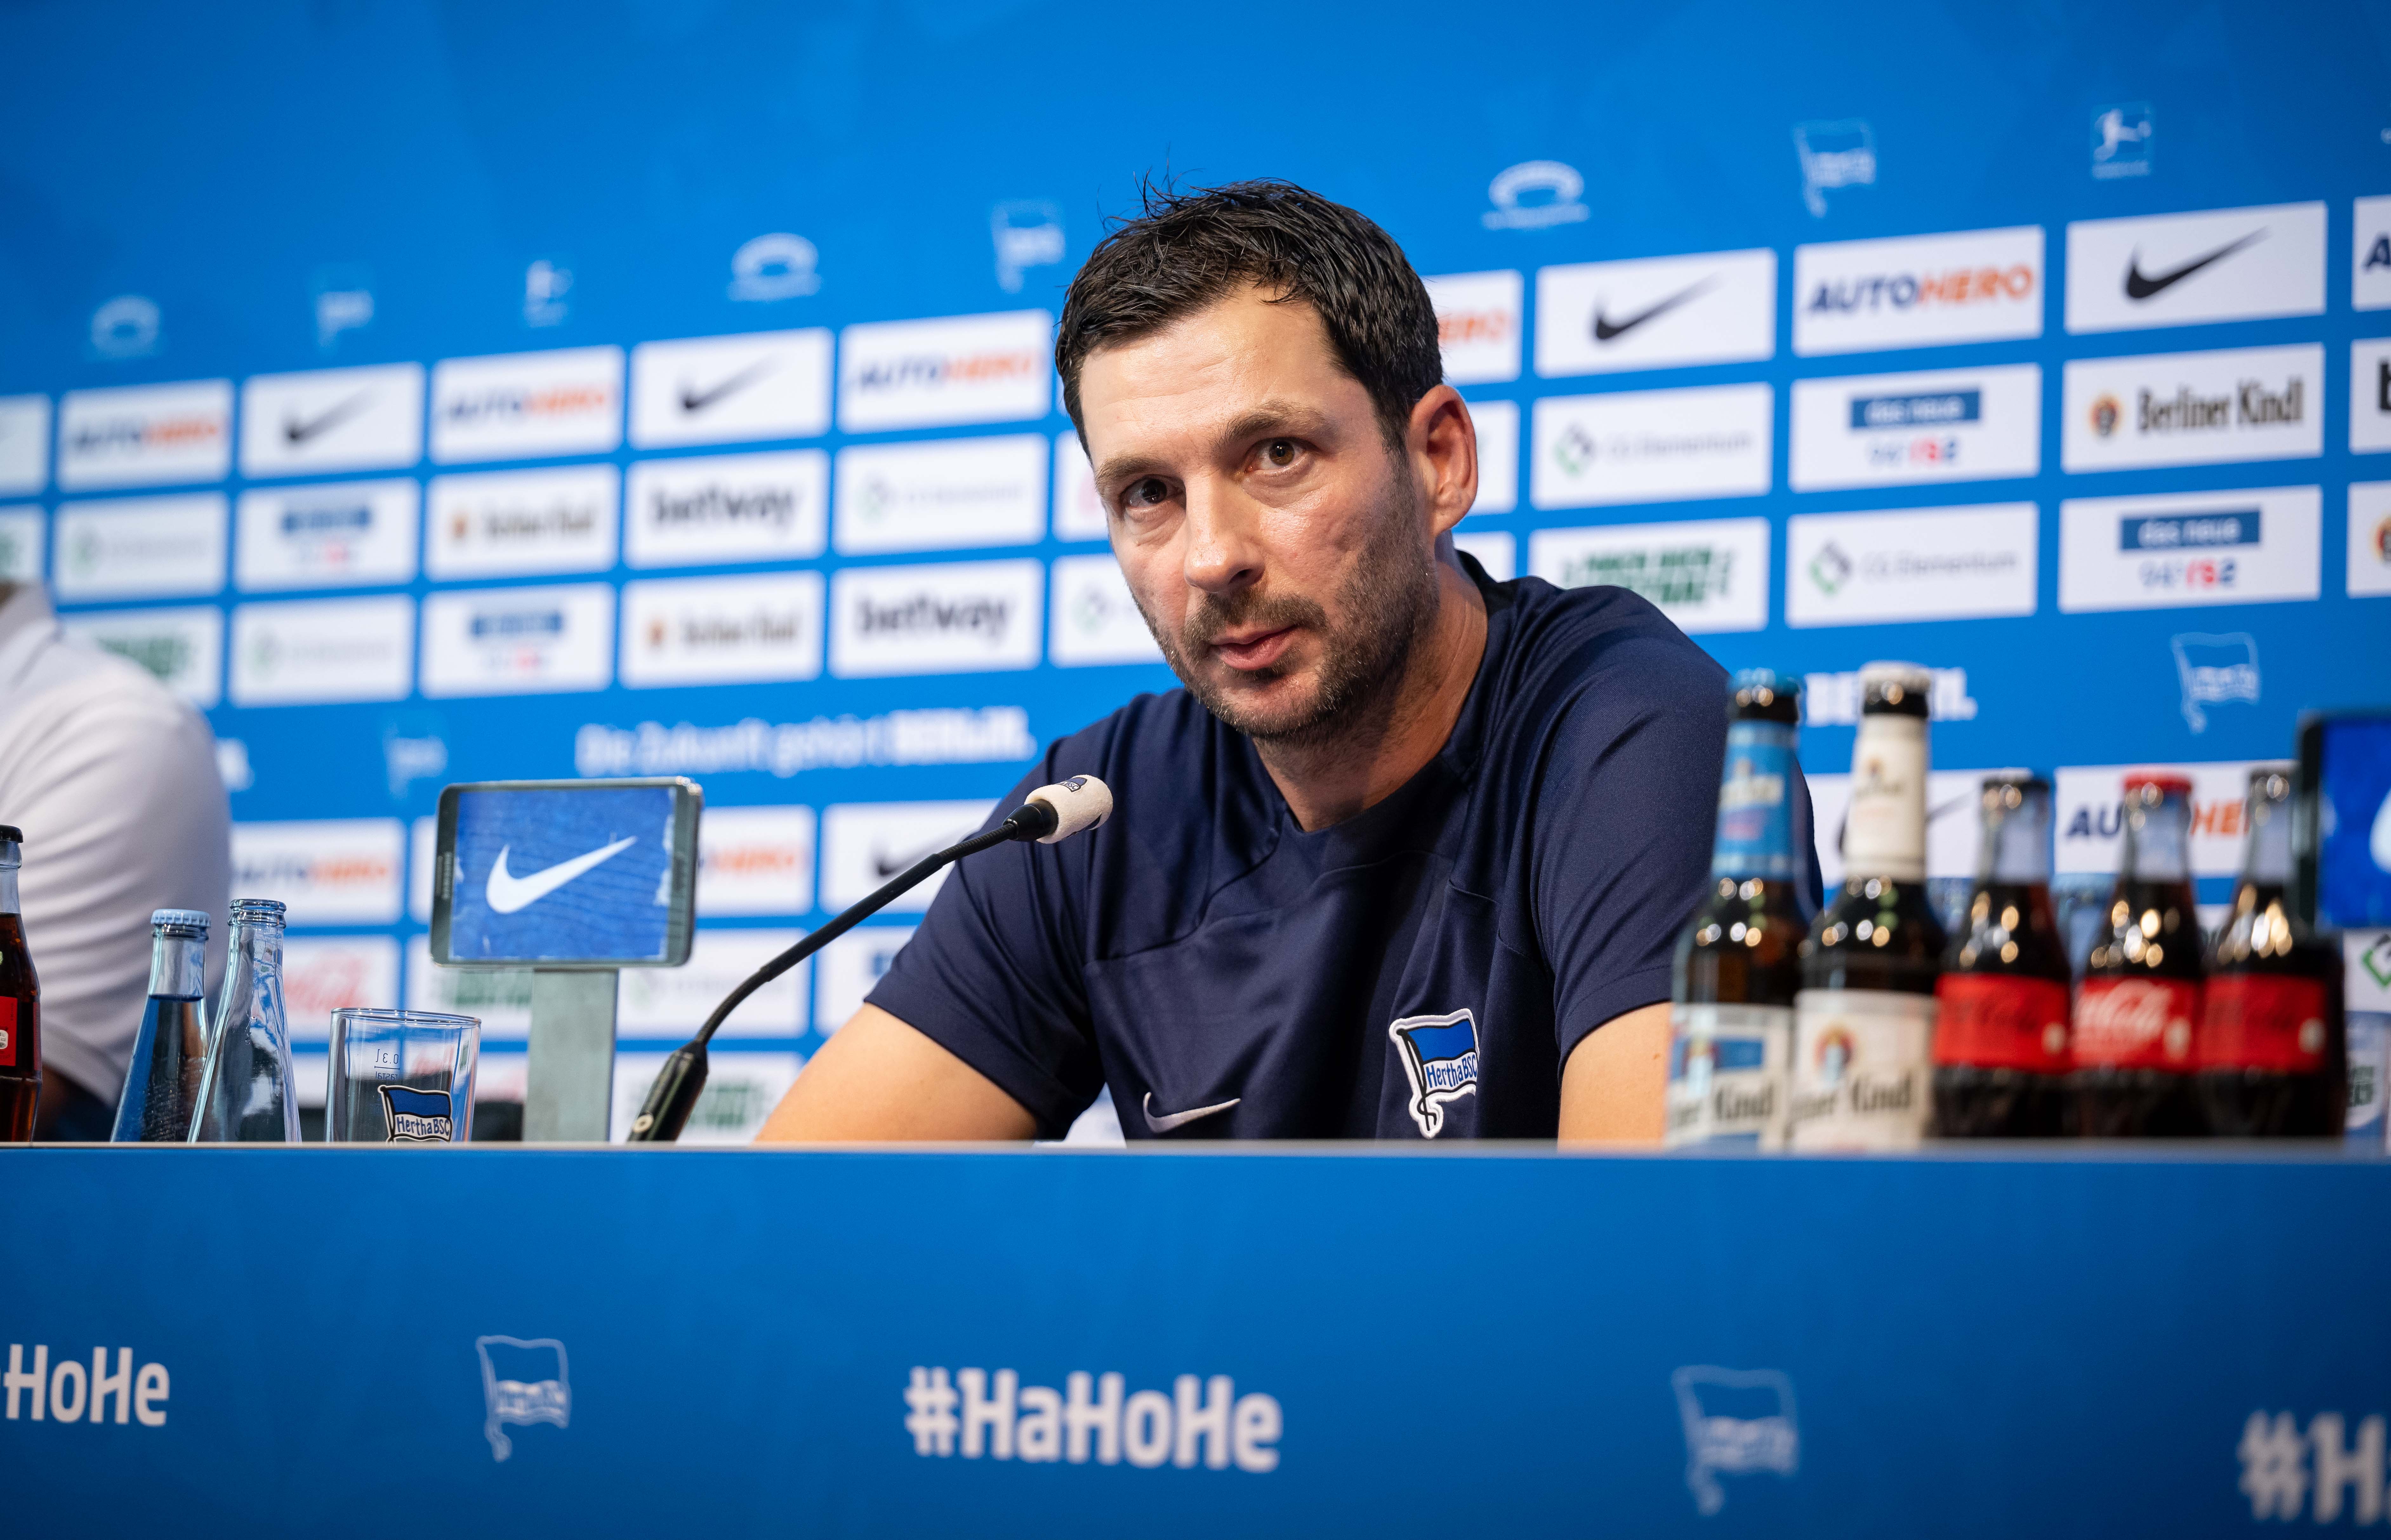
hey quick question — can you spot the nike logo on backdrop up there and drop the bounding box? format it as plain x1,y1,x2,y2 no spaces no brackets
679,359,777,414
484,837,637,914
1593,278,1717,342
283,392,373,445
2123,231,2265,301
871,834,962,880
1142,1094,1240,1134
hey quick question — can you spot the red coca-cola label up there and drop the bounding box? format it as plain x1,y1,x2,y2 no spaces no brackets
1933,975,2072,1070
0,997,14,1068
2072,977,2201,1069
2197,974,2328,1073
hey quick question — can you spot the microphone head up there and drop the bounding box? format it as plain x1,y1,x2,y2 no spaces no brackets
1025,775,1113,844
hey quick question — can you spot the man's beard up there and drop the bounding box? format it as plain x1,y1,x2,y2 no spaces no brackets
1139,475,1439,749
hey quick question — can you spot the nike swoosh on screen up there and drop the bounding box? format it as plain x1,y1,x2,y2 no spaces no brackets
2123,230,2265,301
679,358,777,413
283,392,373,445
1592,277,1718,343
1141,1094,1240,1134
484,837,638,915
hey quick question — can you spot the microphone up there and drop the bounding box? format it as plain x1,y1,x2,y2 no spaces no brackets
625,776,1113,1143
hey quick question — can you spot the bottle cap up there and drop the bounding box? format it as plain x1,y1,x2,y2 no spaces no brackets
2122,770,2193,797
1858,661,1931,718
0,825,21,843
2246,762,2295,802
1729,668,1800,723
150,908,210,938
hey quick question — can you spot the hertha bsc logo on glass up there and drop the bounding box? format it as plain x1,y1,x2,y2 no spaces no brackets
1389,1009,1481,1138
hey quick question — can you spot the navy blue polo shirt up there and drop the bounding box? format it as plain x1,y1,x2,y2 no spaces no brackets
868,560,1815,1140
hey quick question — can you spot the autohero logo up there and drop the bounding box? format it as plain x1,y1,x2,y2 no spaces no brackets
2356,197,2391,313
53,494,228,601
1529,518,1770,634
2054,762,2261,877
1791,365,2039,490
230,596,415,706
230,819,405,924
838,311,1050,433
2065,203,2326,333
1793,226,2043,354
2064,346,2322,472
621,572,824,687
57,380,232,490
2059,486,2320,614
6,1345,172,1428
902,1366,1281,1472
829,559,1042,677
427,466,618,579
2350,482,2391,599
1422,270,1523,384
430,347,623,464
695,806,816,916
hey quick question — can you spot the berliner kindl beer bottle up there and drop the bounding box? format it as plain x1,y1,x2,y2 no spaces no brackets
2196,766,2345,1136
2070,773,2203,1137
1666,670,1807,1148
1931,777,2073,1137
1790,663,1946,1149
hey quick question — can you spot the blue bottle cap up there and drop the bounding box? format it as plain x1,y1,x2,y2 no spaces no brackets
150,908,210,937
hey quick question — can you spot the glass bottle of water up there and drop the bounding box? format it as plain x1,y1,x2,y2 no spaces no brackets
111,909,211,1143
190,899,298,1142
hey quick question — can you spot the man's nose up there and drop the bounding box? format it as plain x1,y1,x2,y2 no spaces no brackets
1180,474,1265,597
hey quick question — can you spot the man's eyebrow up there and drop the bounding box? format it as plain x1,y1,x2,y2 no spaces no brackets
1092,400,1338,488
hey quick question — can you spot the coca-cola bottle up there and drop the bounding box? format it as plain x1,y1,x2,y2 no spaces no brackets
1666,670,1806,1148
1932,777,2072,1136
2070,773,2204,1136
0,825,38,1141
2196,766,2346,1135
1790,662,1945,1149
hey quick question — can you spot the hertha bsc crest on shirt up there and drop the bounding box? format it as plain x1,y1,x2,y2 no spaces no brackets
1389,1009,1480,1138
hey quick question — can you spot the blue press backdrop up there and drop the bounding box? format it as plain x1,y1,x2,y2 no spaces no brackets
1,0,2386,1132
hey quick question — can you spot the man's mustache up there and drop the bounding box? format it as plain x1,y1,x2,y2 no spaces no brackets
1181,590,1331,655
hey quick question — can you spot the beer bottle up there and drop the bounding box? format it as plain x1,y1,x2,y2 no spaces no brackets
110,909,211,1143
1666,670,1806,1148
2196,766,2345,1135
1932,777,2072,1136
1790,662,1946,1149
0,826,39,1141
2070,774,2203,1137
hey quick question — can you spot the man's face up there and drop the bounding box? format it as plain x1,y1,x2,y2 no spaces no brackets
1076,285,1440,745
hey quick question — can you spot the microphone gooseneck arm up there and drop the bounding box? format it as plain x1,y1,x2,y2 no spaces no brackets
625,778,1110,1143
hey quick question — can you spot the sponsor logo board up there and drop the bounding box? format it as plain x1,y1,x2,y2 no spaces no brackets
611,1049,801,1144
2061,344,2322,472
624,449,827,568
57,379,231,490
1535,250,1774,377
1787,503,2037,628
1483,160,1588,230
2064,202,2325,333
61,605,224,705
2058,485,2320,613
235,478,419,590
1051,432,1106,541
1792,226,2043,355
419,583,614,696
696,806,816,916
1528,517,1769,633
815,926,915,1033
238,363,424,478
1452,530,1515,582
2055,762,2262,877
53,494,227,600
2356,197,2391,312
429,347,623,463
820,801,994,911
834,434,1046,555
230,818,405,924
2350,339,2391,455
1803,666,1978,727
2348,483,2391,598
1789,363,2039,490
1423,270,1523,384
229,595,414,705
1468,399,1518,514
0,395,51,496
618,928,808,1039
1794,120,1874,218
1049,553,1162,666
619,572,824,687
1808,767,2024,892
0,507,43,582
837,311,1050,433
1529,384,1772,509
426,465,618,579
280,936,402,1044
628,329,832,449
2090,102,2154,180
828,559,1042,677
406,935,534,1039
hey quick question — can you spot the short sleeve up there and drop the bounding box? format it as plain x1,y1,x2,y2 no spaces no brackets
862,749,1105,1137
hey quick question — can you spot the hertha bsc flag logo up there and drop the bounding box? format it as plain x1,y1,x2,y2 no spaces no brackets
1389,1009,1481,1138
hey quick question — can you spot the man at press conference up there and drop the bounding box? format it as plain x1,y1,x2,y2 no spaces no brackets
758,180,1816,1144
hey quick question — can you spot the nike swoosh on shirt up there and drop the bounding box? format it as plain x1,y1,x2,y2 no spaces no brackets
679,359,777,413
1593,277,1717,342
485,837,637,915
2123,231,2265,301
283,392,373,445
1142,1093,1240,1134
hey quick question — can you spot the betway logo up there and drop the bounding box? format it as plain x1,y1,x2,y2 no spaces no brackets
903,1366,1281,1472
649,483,794,530
6,1345,171,1426
838,312,1051,432
1793,227,2044,356
829,559,1043,676
855,591,1010,638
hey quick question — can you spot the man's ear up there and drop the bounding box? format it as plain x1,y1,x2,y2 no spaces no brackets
1408,384,1478,538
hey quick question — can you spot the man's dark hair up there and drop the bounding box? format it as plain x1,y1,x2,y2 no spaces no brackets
1055,179,1443,450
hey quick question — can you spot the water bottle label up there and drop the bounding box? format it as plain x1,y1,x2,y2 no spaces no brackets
2196,975,2328,1072
2072,977,2200,1069
1665,1004,1793,1148
1710,722,1796,880
1788,988,1935,1150
1932,975,2071,1070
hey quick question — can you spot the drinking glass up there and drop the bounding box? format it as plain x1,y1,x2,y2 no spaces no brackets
327,1008,480,1143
